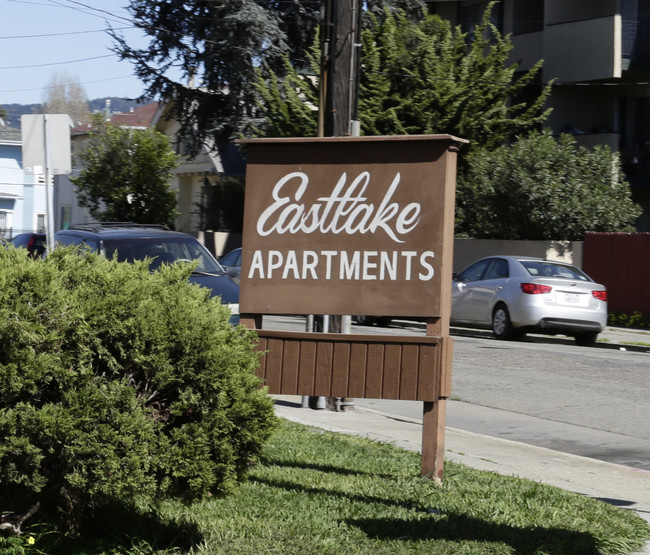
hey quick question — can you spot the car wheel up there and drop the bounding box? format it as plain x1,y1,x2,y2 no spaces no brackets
574,332,598,347
492,304,516,340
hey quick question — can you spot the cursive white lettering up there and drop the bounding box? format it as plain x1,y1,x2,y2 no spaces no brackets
255,171,422,243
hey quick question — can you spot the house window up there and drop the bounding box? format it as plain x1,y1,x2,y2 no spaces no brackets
36,214,46,233
0,212,7,233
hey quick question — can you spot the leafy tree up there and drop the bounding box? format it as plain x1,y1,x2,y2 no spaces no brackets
0,246,276,533
457,130,642,240
71,114,179,226
253,3,551,155
0,106,6,120
42,71,91,126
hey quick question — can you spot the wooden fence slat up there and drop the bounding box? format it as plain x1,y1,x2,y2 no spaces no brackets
416,344,437,401
365,343,385,398
297,339,317,395
280,340,301,395
314,341,334,396
348,343,368,397
382,344,402,399
399,344,419,400
331,342,351,397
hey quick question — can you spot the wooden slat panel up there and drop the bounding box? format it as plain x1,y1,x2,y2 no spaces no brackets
331,342,351,397
280,340,301,394
399,344,419,400
382,344,402,398
297,339,317,395
365,343,384,398
264,338,284,393
348,343,368,397
252,330,447,402
314,341,334,395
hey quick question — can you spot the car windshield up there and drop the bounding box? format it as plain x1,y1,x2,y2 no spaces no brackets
520,260,590,281
102,237,224,273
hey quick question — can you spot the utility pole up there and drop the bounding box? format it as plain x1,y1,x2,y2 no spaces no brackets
310,0,362,411
319,0,362,138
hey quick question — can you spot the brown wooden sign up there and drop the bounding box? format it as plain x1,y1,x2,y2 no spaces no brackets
237,135,466,481
239,135,463,317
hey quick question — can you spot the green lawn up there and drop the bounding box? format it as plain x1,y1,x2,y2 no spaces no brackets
26,420,650,554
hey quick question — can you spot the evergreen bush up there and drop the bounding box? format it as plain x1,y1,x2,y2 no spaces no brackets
0,246,276,532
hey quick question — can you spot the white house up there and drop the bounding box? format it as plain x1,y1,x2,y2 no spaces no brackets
0,119,46,238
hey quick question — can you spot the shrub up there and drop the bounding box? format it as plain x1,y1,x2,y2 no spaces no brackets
457,130,642,239
0,246,276,532
608,311,650,329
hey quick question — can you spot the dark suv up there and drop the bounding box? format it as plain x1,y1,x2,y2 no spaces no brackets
55,223,240,324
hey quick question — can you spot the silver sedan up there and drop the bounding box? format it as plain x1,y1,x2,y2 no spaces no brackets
451,256,608,346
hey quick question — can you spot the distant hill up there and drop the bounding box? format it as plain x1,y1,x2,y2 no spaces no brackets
1,97,150,129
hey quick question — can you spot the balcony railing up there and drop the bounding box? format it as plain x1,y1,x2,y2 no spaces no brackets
622,17,650,68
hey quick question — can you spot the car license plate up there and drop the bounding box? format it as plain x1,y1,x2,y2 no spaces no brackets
561,292,582,304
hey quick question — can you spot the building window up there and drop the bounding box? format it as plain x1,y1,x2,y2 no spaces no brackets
60,206,71,230
0,212,7,233
459,1,503,36
36,214,46,233
513,0,544,35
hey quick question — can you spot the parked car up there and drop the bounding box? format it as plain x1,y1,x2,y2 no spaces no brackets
9,232,47,258
55,223,240,324
451,255,607,346
219,247,242,283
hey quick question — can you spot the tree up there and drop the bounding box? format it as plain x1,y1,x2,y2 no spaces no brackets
111,0,426,154
251,45,320,138
42,72,91,126
71,114,179,226
457,130,642,240
110,0,303,156
361,5,551,152
253,3,551,154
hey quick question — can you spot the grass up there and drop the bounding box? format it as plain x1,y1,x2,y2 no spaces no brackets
24,420,650,555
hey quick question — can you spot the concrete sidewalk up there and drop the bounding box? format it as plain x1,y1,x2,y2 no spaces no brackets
273,394,650,554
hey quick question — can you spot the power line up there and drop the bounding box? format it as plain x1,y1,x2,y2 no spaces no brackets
0,73,139,97
0,27,131,40
0,54,114,70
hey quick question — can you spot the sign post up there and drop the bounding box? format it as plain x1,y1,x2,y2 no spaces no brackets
238,134,466,480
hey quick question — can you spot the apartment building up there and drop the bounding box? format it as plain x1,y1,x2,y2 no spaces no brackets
430,0,650,230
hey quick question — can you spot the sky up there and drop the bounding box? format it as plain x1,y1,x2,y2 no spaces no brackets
1,0,167,106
